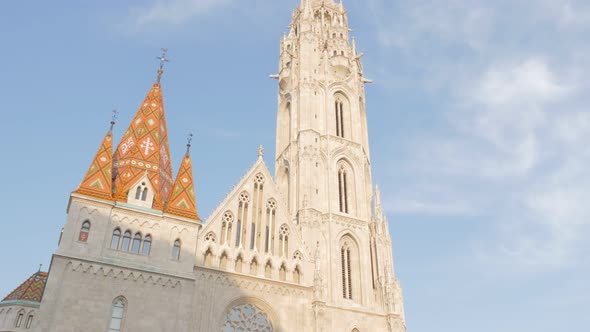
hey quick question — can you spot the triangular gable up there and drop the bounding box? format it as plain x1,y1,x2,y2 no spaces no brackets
200,157,310,263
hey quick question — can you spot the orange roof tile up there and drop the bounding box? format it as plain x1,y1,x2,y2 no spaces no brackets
2,272,48,304
113,83,174,210
74,128,114,200
165,150,200,220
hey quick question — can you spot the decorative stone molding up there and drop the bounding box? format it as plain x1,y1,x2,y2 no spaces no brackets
65,261,182,288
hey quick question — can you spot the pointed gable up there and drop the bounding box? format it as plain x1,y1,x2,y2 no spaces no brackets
113,83,174,210
74,128,114,200
165,150,200,220
2,272,48,304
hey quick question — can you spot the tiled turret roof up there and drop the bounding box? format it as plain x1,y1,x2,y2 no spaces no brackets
74,126,114,200
2,271,48,304
165,147,200,220
113,82,174,210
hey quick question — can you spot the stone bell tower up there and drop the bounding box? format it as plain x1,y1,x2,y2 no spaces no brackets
273,0,406,331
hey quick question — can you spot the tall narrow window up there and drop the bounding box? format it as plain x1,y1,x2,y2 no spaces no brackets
279,225,289,257
222,212,234,246
15,312,24,327
142,235,152,256
111,229,121,249
335,98,345,138
250,223,256,250
265,200,277,254
141,188,148,201
338,165,349,214
235,220,242,248
172,239,181,260
237,192,250,248
25,315,33,329
340,237,357,300
108,298,125,332
79,220,90,242
131,233,142,254
135,186,142,200
121,231,132,251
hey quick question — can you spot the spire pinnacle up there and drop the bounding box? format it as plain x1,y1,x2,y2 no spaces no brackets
258,145,264,159
156,48,170,83
165,144,200,220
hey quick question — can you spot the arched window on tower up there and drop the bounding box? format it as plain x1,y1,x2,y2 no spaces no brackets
108,297,126,332
79,220,90,242
25,314,34,329
172,239,181,260
340,235,360,301
335,97,345,138
265,199,277,254
338,164,349,214
110,229,121,249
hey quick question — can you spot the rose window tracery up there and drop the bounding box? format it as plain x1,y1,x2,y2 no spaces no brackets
222,212,234,224
222,304,273,332
239,192,250,203
255,174,265,185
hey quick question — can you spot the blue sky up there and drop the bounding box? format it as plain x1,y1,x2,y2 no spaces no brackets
1,0,589,331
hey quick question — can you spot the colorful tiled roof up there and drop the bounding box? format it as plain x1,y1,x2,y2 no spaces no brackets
113,82,174,210
2,272,48,304
74,127,114,200
165,149,200,220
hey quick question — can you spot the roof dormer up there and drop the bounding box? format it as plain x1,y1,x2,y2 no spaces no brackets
127,174,155,209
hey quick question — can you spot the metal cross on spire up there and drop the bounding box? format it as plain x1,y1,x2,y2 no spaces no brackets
156,48,170,83
110,109,119,131
186,132,194,154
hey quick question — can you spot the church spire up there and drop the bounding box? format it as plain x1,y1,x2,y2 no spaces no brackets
74,112,116,201
164,134,200,220
113,52,174,210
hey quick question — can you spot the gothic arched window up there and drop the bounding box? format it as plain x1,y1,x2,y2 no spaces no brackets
265,199,277,254
131,233,142,254
142,235,152,256
335,98,345,138
110,229,121,249
237,192,250,248
221,211,234,246
222,304,273,332
340,235,359,301
108,297,126,332
15,311,24,328
338,165,349,213
121,231,132,251
293,265,301,284
220,252,228,270
235,255,243,273
279,225,289,257
265,261,272,278
25,314,34,329
172,239,181,260
79,220,90,242
279,264,287,281
250,258,258,275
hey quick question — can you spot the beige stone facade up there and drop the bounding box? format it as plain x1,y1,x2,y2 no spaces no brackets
31,1,406,331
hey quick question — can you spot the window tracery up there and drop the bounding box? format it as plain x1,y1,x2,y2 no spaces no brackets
222,304,273,332
205,232,216,242
279,224,289,257
221,211,234,245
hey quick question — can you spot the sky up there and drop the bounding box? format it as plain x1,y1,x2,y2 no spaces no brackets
0,0,589,331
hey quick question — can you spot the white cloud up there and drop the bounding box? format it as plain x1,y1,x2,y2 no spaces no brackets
367,0,590,271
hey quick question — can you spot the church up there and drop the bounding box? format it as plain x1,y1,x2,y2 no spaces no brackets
0,1,406,331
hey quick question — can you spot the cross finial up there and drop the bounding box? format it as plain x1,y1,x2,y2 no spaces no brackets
258,145,264,159
110,109,118,131
156,48,170,83
186,132,194,154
